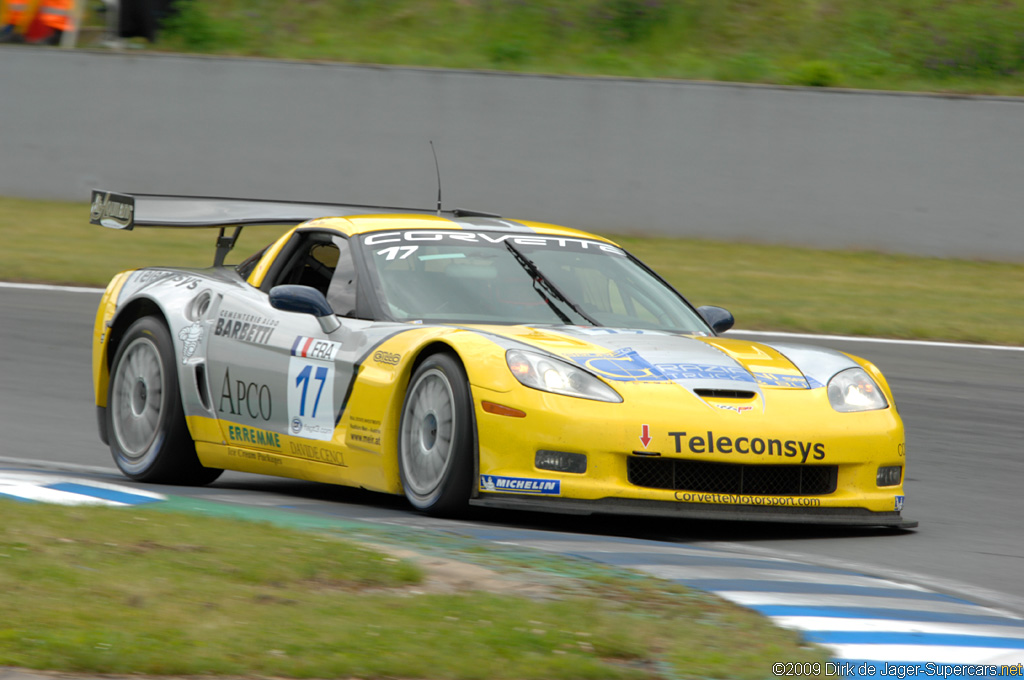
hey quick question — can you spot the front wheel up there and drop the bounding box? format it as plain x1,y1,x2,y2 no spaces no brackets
398,353,474,515
106,316,222,485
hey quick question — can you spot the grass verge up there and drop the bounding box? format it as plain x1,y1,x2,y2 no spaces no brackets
2,195,1021,346
78,0,1024,96
0,498,830,678
616,235,1024,346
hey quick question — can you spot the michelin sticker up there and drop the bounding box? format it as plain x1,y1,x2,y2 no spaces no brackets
177,322,203,364
895,495,905,512
480,475,561,495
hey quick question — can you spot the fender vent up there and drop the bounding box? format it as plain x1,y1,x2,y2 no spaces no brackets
628,458,837,496
194,364,211,410
694,389,756,399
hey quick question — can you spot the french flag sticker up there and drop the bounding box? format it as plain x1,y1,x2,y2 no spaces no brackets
290,336,341,361
291,336,316,357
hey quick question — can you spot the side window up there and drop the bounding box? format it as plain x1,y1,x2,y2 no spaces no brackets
262,230,359,318
268,232,339,296
326,236,358,317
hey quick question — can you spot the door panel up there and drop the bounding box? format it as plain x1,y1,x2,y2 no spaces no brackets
203,229,370,467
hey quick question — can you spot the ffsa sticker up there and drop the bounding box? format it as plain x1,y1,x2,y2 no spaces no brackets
287,357,335,441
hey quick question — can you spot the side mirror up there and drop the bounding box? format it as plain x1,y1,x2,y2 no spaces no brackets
269,285,341,334
697,305,734,334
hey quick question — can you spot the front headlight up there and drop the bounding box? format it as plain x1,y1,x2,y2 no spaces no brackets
506,350,622,403
827,368,888,412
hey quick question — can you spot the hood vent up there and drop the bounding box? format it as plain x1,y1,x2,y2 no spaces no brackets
694,388,756,399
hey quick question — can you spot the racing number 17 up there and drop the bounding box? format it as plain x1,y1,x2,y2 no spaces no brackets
295,365,328,417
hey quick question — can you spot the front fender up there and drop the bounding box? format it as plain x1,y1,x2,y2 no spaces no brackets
94,269,225,409
92,270,135,408
336,326,514,494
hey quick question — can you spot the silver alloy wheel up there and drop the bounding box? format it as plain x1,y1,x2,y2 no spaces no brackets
110,336,166,462
400,367,456,499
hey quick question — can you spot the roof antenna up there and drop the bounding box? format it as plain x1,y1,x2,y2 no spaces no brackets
430,140,442,215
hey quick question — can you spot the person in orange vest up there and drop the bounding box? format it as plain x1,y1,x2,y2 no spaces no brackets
0,0,33,42
35,0,73,43
0,0,73,44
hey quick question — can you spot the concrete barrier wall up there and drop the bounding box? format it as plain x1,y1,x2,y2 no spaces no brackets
2,47,1023,259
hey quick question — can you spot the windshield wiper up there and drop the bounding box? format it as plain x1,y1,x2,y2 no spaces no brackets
504,241,601,326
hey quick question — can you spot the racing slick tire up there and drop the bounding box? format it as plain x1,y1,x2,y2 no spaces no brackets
106,316,222,486
398,353,474,515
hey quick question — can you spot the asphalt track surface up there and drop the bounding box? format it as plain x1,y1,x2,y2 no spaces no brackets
3,284,1024,618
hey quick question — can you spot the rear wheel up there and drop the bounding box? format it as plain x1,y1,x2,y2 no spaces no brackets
107,316,222,485
398,353,473,515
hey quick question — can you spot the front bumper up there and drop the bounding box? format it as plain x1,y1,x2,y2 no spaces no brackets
472,383,911,526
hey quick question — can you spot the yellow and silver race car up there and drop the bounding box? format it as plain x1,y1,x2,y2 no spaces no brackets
91,190,913,527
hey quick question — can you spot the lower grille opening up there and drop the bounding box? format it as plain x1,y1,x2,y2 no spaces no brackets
628,457,837,496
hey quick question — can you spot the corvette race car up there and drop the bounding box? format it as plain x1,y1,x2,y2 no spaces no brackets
91,190,914,527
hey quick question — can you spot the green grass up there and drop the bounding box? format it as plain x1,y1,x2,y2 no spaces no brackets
2,195,1021,346
0,499,830,678
77,0,1024,96
0,197,290,287
616,235,1024,346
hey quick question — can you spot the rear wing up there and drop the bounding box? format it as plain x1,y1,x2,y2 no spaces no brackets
89,190,487,266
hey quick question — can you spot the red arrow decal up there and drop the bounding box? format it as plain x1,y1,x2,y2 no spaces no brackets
639,424,651,448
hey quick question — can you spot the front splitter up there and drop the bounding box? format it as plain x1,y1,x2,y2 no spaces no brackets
470,494,918,528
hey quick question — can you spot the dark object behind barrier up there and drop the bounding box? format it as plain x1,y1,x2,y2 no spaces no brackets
119,0,178,41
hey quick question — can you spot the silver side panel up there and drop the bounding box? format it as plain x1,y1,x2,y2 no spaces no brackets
113,266,415,452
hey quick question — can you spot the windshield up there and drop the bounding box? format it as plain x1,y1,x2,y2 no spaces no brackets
360,230,711,332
